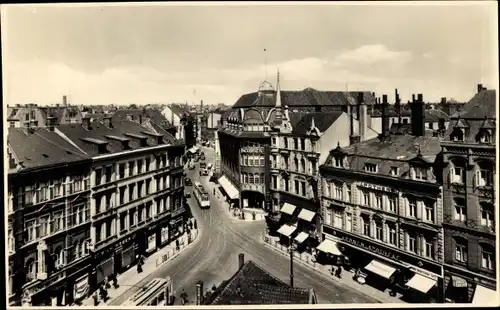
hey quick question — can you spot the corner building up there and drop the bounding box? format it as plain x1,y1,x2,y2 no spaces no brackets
320,94,446,303
441,85,497,303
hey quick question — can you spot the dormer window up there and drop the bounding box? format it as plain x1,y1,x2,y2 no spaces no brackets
390,167,399,176
451,128,465,142
333,156,343,168
478,129,492,143
364,163,378,173
413,167,428,180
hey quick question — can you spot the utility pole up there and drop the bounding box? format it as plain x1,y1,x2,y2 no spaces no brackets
289,238,295,287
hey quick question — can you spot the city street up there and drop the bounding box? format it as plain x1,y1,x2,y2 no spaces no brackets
109,145,382,305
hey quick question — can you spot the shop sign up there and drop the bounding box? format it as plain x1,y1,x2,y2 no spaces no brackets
357,182,396,193
147,235,156,253
325,226,442,276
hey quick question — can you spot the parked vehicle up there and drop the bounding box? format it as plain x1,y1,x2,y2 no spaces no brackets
185,178,192,186
200,162,206,169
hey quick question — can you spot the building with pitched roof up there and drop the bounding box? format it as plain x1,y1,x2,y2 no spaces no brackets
217,72,378,214
7,114,186,307
441,84,497,303
319,93,446,303
199,254,317,305
7,125,92,307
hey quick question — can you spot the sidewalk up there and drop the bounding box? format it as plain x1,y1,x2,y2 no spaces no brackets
78,228,200,306
261,233,403,304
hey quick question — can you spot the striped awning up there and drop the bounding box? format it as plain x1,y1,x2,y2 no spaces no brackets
280,203,296,215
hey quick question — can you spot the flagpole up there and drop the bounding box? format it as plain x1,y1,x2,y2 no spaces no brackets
264,48,267,81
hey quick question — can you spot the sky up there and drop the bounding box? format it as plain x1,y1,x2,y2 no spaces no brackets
1,2,498,107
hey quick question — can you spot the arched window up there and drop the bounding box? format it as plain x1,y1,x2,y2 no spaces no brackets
25,259,36,281
293,158,299,171
300,158,306,173
476,129,492,143
249,173,254,184
479,243,495,270
283,138,288,149
453,236,468,263
254,174,260,184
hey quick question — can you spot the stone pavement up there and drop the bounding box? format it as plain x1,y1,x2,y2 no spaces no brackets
262,233,403,304
78,228,199,306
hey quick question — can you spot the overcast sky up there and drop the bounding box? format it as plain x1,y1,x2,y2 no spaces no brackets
2,2,498,106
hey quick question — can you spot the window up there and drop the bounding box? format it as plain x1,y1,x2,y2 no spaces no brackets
364,163,378,173
424,201,435,222
455,238,468,263
249,173,254,184
451,164,465,184
300,158,306,173
39,215,50,237
300,138,305,151
334,210,343,228
283,138,288,148
129,209,136,227
408,234,417,253
129,161,135,176
425,238,435,259
480,203,494,228
414,167,428,180
145,158,150,172
301,182,306,196
324,210,331,226
346,213,352,232
407,198,417,218
261,173,265,184
272,137,277,145
95,168,102,186
294,180,300,195
346,186,352,202
293,138,298,149
137,160,143,174
362,191,370,206
254,174,260,184
129,184,135,201
26,259,37,281
335,184,343,200
293,158,298,171
476,165,493,187
138,182,143,198
249,156,254,166
479,130,492,143
334,157,343,168
481,245,494,270
105,166,113,183
374,194,383,209
244,173,248,184
390,167,399,176
375,221,383,240
454,198,466,221
388,197,397,212
362,216,370,236
311,140,317,152
388,223,397,245
284,178,289,192
272,155,277,168
260,156,265,166
119,163,126,179
451,128,464,141
52,211,64,232
8,225,15,253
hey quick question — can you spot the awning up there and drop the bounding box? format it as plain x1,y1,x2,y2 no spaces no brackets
364,260,396,279
280,203,296,215
218,175,239,199
316,239,342,255
298,209,316,222
277,224,297,237
451,275,468,288
406,274,436,293
294,232,309,244
472,285,497,304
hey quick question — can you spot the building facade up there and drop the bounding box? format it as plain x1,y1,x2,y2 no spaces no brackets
319,94,446,303
441,85,497,303
7,116,186,306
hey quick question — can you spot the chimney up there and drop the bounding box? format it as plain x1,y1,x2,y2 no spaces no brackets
381,94,390,137
139,114,143,124
238,253,245,269
349,104,355,137
63,95,68,106
441,97,446,104
47,116,56,132
477,84,483,93
82,117,91,130
358,92,367,141
395,89,402,124
200,100,204,111
195,281,203,305
103,116,112,128
411,93,425,137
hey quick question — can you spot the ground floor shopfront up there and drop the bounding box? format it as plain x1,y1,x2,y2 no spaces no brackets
217,174,241,208
443,264,497,304
322,226,445,303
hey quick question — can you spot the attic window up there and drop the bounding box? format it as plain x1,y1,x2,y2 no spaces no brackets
333,156,343,168
390,167,399,176
478,129,492,144
413,167,428,181
364,163,378,173
450,128,464,142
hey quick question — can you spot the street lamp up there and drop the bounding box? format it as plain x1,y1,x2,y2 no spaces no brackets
288,238,296,287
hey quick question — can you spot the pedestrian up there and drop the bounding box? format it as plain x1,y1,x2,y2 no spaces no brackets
336,265,343,278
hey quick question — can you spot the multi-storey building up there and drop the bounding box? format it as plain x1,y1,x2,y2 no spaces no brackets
217,71,377,211
7,115,186,306
441,84,497,303
319,94,446,303
55,116,186,298
7,124,92,306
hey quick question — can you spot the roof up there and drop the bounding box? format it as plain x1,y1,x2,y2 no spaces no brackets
111,108,173,128
292,111,343,134
452,89,496,119
232,89,375,108
56,120,178,157
205,260,314,305
168,104,189,117
8,127,89,171
325,134,442,179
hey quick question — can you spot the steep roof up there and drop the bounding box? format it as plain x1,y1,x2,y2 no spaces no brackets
232,89,375,108
452,89,496,119
169,104,189,117
205,260,314,305
292,111,343,134
8,127,89,170
111,108,174,129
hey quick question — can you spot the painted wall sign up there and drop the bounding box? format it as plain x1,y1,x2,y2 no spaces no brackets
357,182,396,193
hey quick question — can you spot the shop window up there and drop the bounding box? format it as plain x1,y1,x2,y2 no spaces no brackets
454,198,466,222
454,237,468,263
480,244,495,270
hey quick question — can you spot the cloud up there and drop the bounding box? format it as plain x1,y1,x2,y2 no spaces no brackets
334,44,412,65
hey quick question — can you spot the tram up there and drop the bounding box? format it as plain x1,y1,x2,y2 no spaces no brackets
122,277,173,306
193,181,210,209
